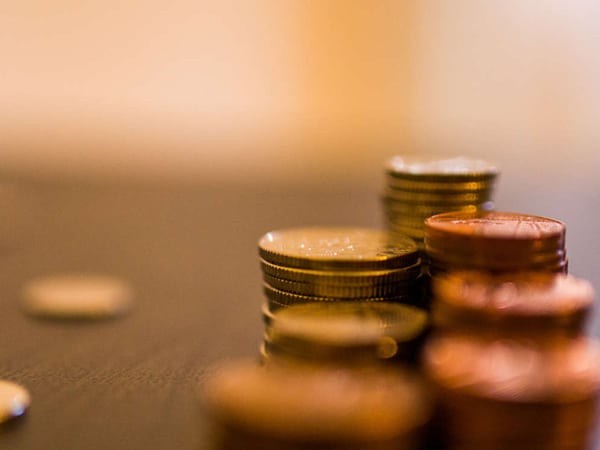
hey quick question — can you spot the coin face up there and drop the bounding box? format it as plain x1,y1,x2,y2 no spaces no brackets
258,227,419,270
0,380,30,423
22,274,133,319
386,155,498,179
425,211,565,241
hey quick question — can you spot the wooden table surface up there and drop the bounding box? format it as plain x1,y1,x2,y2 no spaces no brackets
0,179,597,449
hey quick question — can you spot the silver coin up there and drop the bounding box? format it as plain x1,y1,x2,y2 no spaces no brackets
0,380,30,423
22,274,133,319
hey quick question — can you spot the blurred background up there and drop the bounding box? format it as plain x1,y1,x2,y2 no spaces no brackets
1,0,599,187
1,1,599,296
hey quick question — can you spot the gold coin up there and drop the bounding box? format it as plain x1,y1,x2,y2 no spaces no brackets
383,189,493,205
260,258,422,285
269,301,428,345
385,176,496,193
263,273,420,299
263,283,416,307
385,155,498,182
258,227,419,270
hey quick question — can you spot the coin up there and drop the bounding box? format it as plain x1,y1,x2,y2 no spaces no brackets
22,274,133,319
431,271,594,337
265,302,428,365
258,227,419,270
259,258,422,285
385,155,499,182
424,211,566,272
386,177,495,193
204,360,432,445
0,380,30,423
383,189,493,205
262,273,419,299
424,335,600,450
263,283,419,308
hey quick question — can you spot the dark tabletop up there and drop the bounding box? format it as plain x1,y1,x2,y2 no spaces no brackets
0,179,597,449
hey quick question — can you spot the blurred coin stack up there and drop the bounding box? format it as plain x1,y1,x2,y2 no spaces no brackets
258,227,423,311
382,156,498,248
258,227,427,365
424,271,600,450
261,301,428,367
205,361,433,450
424,211,568,275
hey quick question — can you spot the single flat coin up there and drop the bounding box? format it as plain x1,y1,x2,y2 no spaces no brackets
260,258,422,285
386,155,498,182
258,227,419,270
262,273,417,298
425,211,565,242
269,302,428,347
0,380,30,423
263,283,416,307
432,272,593,334
22,274,133,319
382,189,493,205
385,176,495,193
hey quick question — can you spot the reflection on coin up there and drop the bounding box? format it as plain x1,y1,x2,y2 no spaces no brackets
0,380,30,423
258,227,419,270
22,274,133,319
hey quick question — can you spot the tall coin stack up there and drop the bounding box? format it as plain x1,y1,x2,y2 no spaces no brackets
382,156,499,248
424,211,568,274
424,270,600,449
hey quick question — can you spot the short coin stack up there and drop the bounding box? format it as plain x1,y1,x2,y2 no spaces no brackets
205,361,432,450
382,156,499,247
258,227,423,311
424,211,567,274
261,301,428,367
424,271,600,450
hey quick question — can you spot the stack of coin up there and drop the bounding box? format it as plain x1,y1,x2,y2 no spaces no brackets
204,360,432,450
431,271,594,340
382,156,499,247
425,271,598,449
258,227,423,311
261,302,428,367
424,211,567,274
424,335,600,450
